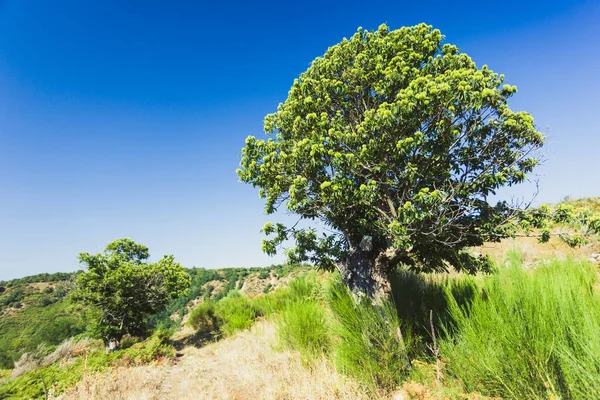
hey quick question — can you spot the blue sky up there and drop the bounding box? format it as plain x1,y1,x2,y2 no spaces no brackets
1,0,599,280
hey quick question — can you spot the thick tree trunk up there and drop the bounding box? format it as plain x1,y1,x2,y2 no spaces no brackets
336,248,393,304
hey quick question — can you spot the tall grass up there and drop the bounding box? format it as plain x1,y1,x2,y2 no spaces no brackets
188,291,257,337
326,278,413,391
390,269,478,341
277,300,330,362
441,253,600,399
274,272,332,363
213,291,257,336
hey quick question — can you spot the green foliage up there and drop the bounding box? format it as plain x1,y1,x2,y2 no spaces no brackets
119,328,175,364
0,299,87,369
72,238,191,344
287,272,320,302
213,291,257,336
326,277,413,390
390,269,477,340
251,287,291,317
238,23,543,274
188,291,258,337
0,333,175,399
519,197,600,246
272,273,329,362
441,254,600,399
276,300,330,363
258,269,270,279
188,301,219,333
150,267,223,329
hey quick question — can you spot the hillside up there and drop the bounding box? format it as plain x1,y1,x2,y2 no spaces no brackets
1,198,599,399
0,264,307,372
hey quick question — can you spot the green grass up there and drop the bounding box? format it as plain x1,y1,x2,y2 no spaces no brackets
326,277,413,391
272,272,330,363
276,299,330,363
188,291,258,337
440,252,600,399
214,291,257,336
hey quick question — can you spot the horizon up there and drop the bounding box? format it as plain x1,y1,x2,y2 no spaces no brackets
1,0,599,281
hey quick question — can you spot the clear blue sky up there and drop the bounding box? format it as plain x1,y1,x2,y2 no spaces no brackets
1,0,599,280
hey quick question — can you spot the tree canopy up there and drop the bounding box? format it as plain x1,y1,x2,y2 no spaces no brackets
238,24,543,298
73,238,190,348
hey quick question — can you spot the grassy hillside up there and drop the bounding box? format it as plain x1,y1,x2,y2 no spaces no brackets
1,199,598,399
0,264,306,371
52,252,600,400
0,273,85,369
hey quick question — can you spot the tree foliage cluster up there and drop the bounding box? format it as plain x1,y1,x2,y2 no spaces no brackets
515,198,600,247
72,238,190,347
238,23,544,298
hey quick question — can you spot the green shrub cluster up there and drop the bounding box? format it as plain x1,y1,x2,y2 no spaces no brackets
274,273,330,362
189,291,257,337
441,253,600,399
326,278,412,390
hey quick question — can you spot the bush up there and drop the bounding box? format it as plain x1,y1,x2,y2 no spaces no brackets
37,295,53,307
259,269,270,279
263,283,272,293
121,328,174,364
276,299,330,363
188,301,219,333
326,277,413,391
288,273,319,300
441,253,600,399
390,268,478,341
251,287,291,317
214,291,257,336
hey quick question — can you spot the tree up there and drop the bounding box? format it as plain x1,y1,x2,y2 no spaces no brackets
73,238,190,350
238,24,544,301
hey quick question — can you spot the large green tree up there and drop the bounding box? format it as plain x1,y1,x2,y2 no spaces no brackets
73,238,190,350
238,24,543,301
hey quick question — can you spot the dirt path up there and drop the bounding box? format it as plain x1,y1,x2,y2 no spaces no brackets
60,321,373,400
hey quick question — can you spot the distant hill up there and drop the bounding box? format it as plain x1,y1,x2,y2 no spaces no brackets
0,264,306,370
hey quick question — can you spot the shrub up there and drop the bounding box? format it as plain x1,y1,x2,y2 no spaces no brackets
121,328,174,364
288,272,319,302
441,254,600,399
251,287,291,317
259,269,270,279
390,269,478,341
188,301,220,333
37,295,53,307
263,283,272,293
276,299,330,363
214,291,257,336
326,277,413,391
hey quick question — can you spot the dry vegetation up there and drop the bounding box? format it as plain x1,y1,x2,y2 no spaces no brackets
59,321,375,400
478,236,600,265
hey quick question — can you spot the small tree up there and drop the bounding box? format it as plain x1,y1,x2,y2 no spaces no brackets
73,238,190,350
238,24,544,301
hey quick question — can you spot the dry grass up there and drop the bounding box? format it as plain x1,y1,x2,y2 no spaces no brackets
476,236,600,265
60,320,377,400
12,338,97,379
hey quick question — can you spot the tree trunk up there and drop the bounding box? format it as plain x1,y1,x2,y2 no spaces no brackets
336,248,393,304
104,338,121,353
